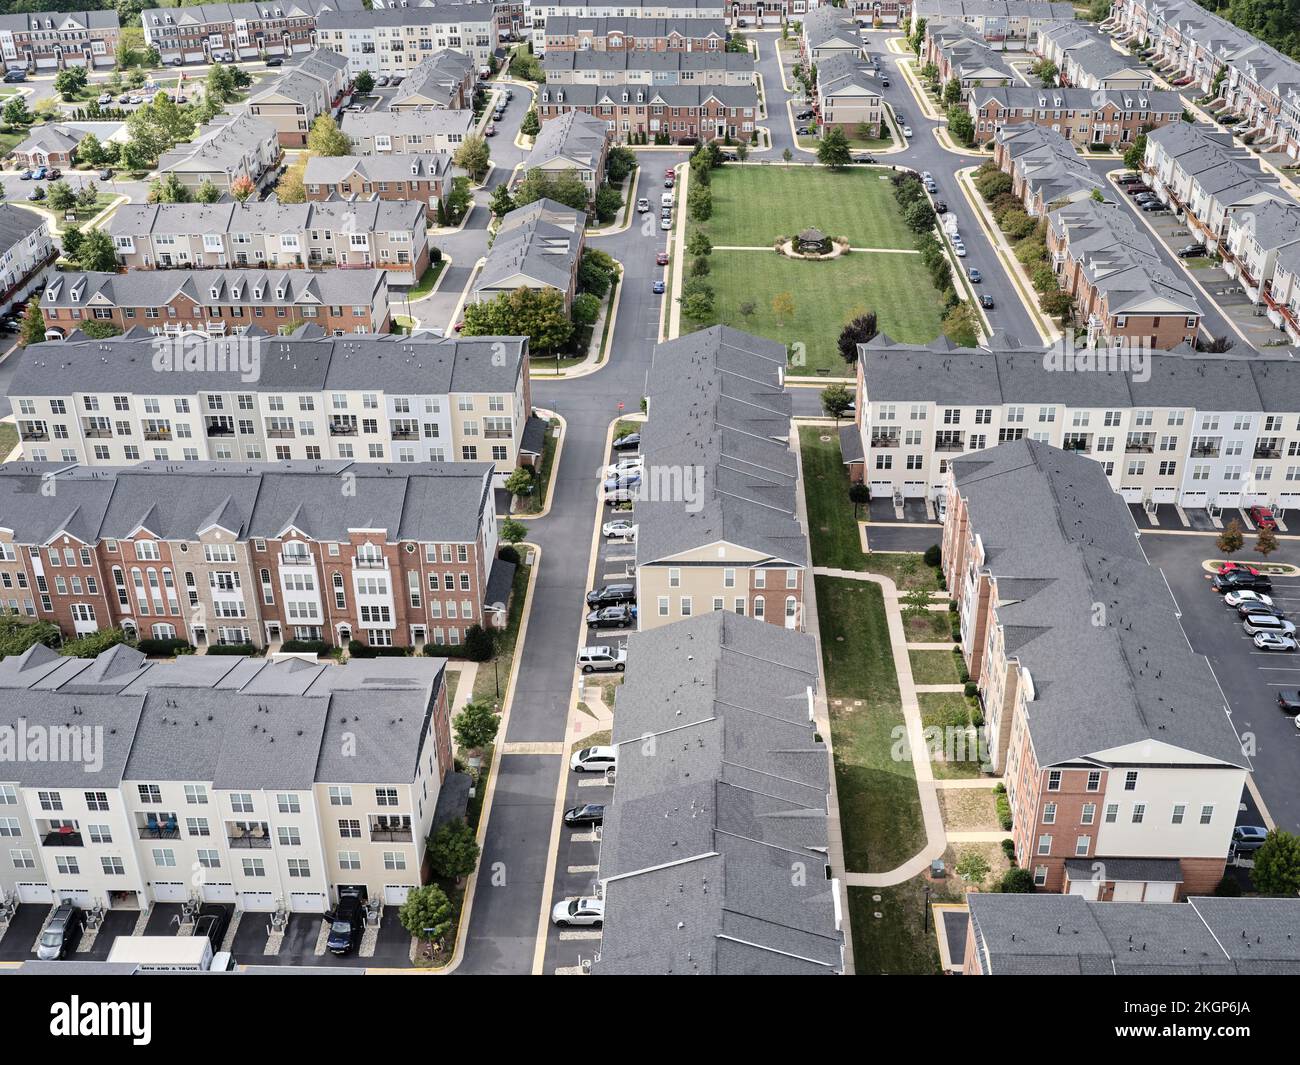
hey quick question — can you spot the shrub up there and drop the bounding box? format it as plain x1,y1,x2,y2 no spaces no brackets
948,601,958,614
964,681,979,698
206,643,258,656
427,817,480,880
923,544,941,567
995,790,1013,831
1000,867,1036,893
462,624,496,663
1214,874,1242,897
135,637,194,657
280,639,331,655
59,627,132,657
497,545,520,564
1000,838,1016,861
348,640,413,658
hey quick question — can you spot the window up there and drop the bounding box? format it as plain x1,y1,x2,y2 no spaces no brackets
1042,803,1057,825
1036,835,1052,855
1104,803,1119,823
276,794,301,814
376,787,398,807
138,784,162,805
1081,803,1096,825
1171,803,1186,825
329,786,353,806
1075,836,1090,857
184,784,208,805
1046,770,1061,791
338,818,361,838
1033,866,1048,887
1124,771,1138,791
339,851,361,871
1199,804,1214,825
278,827,302,847
1131,803,1146,824
241,857,266,877
85,791,109,811
230,793,254,814
1086,771,1100,792
383,851,407,871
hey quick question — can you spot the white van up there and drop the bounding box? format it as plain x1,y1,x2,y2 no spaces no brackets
1243,615,1296,636
661,191,674,208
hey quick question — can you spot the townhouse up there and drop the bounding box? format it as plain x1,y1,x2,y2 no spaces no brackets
593,612,844,975
855,334,1300,513
541,47,756,86
993,123,1105,214
246,46,351,147
635,326,807,632
540,15,727,53
0,458,500,651
1219,200,1300,343
800,6,862,66
924,21,1014,100
108,199,431,285
0,10,119,71
726,0,820,27
8,328,535,478
474,198,587,311
910,0,1073,50
341,108,476,155
942,438,1249,897
140,0,363,63
1037,22,1152,90
1046,199,1202,350
0,645,452,912
815,53,882,137
369,0,522,39
303,153,452,216
1142,121,1288,252
156,113,282,195
527,108,610,195
528,0,726,53
389,48,476,109
968,86,1182,149
536,82,758,142
0,204,56,313
965,895,1300,972
316,4,498,73
37,268,392,339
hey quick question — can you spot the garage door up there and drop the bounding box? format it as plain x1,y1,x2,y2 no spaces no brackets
902,480,926,499
152,882,187,902
1066,878,1100,900
289,891,326,913
57,889,94,908
1152,487,1176,503
16,882,53,904
869,480,893,496
201,883,235,903
383,884,411,906
1182,492,1206,508
1112,881,1144,902
1145,881,1178,903
240,891,274,912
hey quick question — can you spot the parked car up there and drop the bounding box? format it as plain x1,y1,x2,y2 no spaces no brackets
570,745,617,773
968,268,982,283
193,906,230,951
18,170,31,181
1231,825,1269,853
1277,690,1300,714
2,70,26,83
664,175,675,188
552,896,604,926
1177,243,1207,258
605,455,644,477
32,165,46,180
326,893,366,955
1239,601,1286,621
118,93,131,103
390,75,404,86
934,200,948,213
586,583,636,607
655,251,670,266
880,77,890,87
97,93,112,104
563,803,605,827
979,294,995,309
1224,589,1273,608
265,56,283,67
1213,572,1272,593
1253,631,1297,651
484,124,497,136
664,167,675,178
1141,200,1165,212
46,167,60,180
602,519,637,539
612,432,640,451
660,216,672,230
602,471,641,493
636,197,650,213
1250,504,1278,529
377,74,391,87
587,603,636,629
577,646,626,673
953,243,967,257
796,126,813,136
98,168,112,181
795,109,814,120
652,279,666,294
36,903,85,961
1242,614,1295,636
902,125,913,137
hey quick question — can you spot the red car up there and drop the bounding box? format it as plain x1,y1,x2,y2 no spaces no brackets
1250,505,1279,530
1220,561,1260,576
655,251,670,265
663,167,675,178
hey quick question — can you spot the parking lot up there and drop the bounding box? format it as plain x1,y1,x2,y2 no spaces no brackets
1128,502,1290,534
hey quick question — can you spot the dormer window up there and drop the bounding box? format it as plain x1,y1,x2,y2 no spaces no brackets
275,287,285,300
253,286,263,299
210,286,220,299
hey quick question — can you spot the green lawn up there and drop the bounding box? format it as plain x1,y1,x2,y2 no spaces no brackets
0,422,17,461
513,417,558,515
903,611,953,642
909,648,963,686
471,559,531,709
920,690,983,780
691,165,915,248
799,425,866,570
848,876,957,975
685,249,943,375
817,575,925,874
860,553,941,592
406,259,447,300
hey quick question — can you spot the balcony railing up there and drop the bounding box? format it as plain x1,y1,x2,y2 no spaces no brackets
1124,443,1155,453
206,424,235,436
137,825,180,840
1191,445,1220,457
41,829,83,847
83,427,112,439
871,435,900,448
227,833,272,848
280,553,312,567
266,428,296,438
143,430,172,441
369,827,413,842
483,429,513,439
1255,445,1282,459
934,439,965,452
390,429,419,441
329,423,358,436
354,557,387,569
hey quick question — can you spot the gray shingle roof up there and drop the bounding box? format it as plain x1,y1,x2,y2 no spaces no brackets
542,49,751,78
141,0,362,30
109,197,425,239
304,152,450,185
541,15,727,38
475,197,586,296
593,612,843,975
0,202,48,253
341,108,475,145
538,82,758,109
390,49,474,108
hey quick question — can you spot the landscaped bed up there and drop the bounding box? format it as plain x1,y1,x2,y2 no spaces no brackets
904,611,954,642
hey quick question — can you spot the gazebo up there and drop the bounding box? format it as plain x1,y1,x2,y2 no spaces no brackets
796,227,830,254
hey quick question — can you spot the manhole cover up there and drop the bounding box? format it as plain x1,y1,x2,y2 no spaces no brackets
819,435,832,442
873,912,883,919
872,895,882,902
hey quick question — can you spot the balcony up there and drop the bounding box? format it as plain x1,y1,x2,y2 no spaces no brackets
934,437,965,452
483,428,513,440
329,422,358,436
1190,444,1220,458
871,435,900,448
143,430,172,442
227,823,271,848
1255,443,1282,459
266,428,296,439
41,828,83,847
206,423,235,437
136,815,179,840
369,816,412,842
280,552,313,567
1124,442,1155,454
390,427,420,441
354,556,387,569
19,427,49,441
83,427,112,439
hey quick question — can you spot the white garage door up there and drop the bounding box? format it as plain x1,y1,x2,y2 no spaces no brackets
202,883,235,903
289,891,326,913
1112,881,1145,902
1145,881,1178,903
240,891,275,912
1152,487,1176,503
57,889,95,908
152,882,187,902
1067,878,1100,900
902,480,926,499
384,884,411,906
16,882,53,904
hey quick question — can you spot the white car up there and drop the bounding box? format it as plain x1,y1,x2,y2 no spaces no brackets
1244,616,1297,636
604,456,644,478
660,216,672,230
602,519,638,539
903,125,913,137
636,197,650,213
1253,631,1297,652
552,896,604,927
953,243,967,257
97,93,112,104
570,745,617,773
1225,589,1273,608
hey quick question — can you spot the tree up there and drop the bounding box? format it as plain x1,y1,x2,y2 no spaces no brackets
453,134,491,182
686,230,713,258
942,301,980,348
1000,867,1036,893
1217,518,1244,556
903,586,931,617
577,248,618,298
571,291,601,326
453,701,500,752
1251,830,1300,896
605,144,636,182
76,132,106,168
504,467,534,496
821,382,853,422
462,623,496,663
461,287,573,355
849,481,870,520
513,167,589,211
816,126,852,169
3,95,32,128
45,181,76,213
903,198,936,233
975,168,1013,201
520,108,540,137
689,255,710,277
592,182,623,223
75,229,117,273
687,183,712,221
397,884,454,946
782,147,793,165
947,106,975,147
60,225,83,264
0,616,61,658
499,518,527,545
681,290,714,320
17,297,45,347
147,172,191,204
956,850,991,886
771,290,795,324
54,66,88,101
353,70,374,94
427,818,480,881
1123,132,1147,171
1035,59,1059,87
205,62,238,105
275,166,306,204
837,311,878,364
306,113,351,156
229,175,255,203
1256,524,1279,558
78,320,123,340
489,184,516,217
943,77,962,106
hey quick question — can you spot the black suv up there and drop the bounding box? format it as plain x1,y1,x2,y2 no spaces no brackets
1212,572,1272,594
326,893,366,955
193,906,230,951
586,583,636,607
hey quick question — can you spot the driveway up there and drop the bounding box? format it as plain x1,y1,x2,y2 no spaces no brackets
0,903,50,961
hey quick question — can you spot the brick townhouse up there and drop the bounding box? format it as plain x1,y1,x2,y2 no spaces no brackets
0,459,503,652
969,86,1182,149
911,0,1074,48
303,154,452,217
38,268,392,339
140,0,363,63
924,22,1014,99
942,439,1249,898
341,108,476,155
540,15,727,53
536,82,758,142
0,10,119,71
993,123,1105,215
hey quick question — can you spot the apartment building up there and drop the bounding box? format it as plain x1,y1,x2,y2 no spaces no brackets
855,334,1300,512
0,10,119,71
0,203,55,312
156,113,282,195
1046,198,1201,349
140,0,362,63
993,123,1105,214
108,199,431,285
474,198,586,311
969,86,1181,149
0,458,499,650
541,47,755,86
924,22,1014,99
0,645,451,912
303,153,452,216
389,48,476,109
246,47,351,147
38,268,392,339
8,329,534,479
800,6,862,65
536,82,758,142
316,4,498,73
342,108,476,155
911,0,1073,49
965,895,1300,972
1037,23,1152,90
635,327,806,632
528,0,726,52
540,15,727,53
1142,121,1288,253
593,611,843,974
942,439,1249,896
815,53,882,136
528,108,610,195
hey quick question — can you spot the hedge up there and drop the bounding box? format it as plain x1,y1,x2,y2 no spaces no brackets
136,638,194,657
206,643,259,656
280,639,332,655
347,640,413,658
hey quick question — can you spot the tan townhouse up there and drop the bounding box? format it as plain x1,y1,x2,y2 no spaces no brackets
540,15,727,53
474,199,586,311
389,48,475,109
156,113,282,195
342,108,476,155
246,47,351,147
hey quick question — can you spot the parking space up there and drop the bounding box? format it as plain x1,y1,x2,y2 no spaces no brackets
0,903,51,961
76,909,140,961
864,523,943,553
